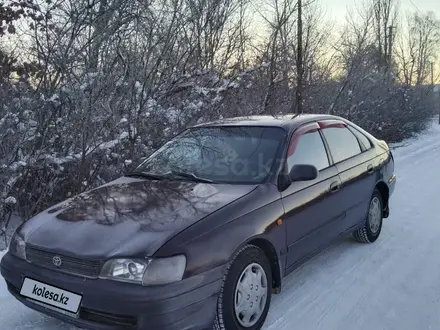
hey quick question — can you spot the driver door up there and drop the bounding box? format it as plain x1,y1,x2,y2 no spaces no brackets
281,122,345,273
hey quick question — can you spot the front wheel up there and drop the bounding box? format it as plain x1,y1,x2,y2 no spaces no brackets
353,189,383,243
214,245,272,330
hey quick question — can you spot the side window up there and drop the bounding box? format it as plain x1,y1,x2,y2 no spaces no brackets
349,127,372,151
287,131,330,172
321,126,362,163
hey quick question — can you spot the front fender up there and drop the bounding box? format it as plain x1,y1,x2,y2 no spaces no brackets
154,185,286,279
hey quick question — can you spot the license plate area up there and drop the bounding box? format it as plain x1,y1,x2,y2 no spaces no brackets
20,278,83,315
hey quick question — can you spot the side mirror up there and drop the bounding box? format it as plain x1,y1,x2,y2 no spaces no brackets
289,164,318,182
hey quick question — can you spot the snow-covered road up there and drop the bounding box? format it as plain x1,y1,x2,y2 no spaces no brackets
2,122,440,330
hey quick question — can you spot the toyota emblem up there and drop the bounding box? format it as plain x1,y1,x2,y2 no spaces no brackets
52,256,62,267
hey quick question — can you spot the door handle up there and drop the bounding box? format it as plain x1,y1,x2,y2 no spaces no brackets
330,181,340,193
367,164,374,174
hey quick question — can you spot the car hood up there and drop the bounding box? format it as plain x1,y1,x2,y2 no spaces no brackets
19,177,257,259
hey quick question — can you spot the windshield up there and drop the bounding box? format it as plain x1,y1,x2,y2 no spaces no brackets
134,126,286,184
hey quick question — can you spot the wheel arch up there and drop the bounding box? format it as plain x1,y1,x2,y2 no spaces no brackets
242,237,282,294
375,181,390,218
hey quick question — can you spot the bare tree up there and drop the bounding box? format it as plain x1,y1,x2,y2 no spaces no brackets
256,0,297,113
296,0,303,113
0,0,437,240
256,0,333,114
396,11,440,85
372,0,399,72
330,2,376,114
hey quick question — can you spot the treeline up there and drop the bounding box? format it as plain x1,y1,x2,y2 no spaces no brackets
0,0,439,234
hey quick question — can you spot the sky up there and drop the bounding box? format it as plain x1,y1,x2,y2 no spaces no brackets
323,0,440,24
252,0,440,37
321,0,440,81
249,0,440,81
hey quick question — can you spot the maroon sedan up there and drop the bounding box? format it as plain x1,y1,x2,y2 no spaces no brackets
1,114,396,330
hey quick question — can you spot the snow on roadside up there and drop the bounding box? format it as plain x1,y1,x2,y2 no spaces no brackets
390,119,440,156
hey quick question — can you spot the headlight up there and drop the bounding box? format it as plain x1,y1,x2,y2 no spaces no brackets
142,255,186,286
9,233,26,260
99,255,186,286
99,259,150,284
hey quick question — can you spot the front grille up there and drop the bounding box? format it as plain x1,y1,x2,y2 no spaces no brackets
26,246,102,278
80,308,138,327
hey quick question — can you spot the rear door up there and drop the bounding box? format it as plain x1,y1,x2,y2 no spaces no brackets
281,122,345,271
318,120,377,231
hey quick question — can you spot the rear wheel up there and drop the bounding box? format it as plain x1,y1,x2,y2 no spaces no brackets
214,245,272,330
353,189,383,243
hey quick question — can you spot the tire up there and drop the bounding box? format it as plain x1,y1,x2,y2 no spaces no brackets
353,188,383,243
214,245,272,330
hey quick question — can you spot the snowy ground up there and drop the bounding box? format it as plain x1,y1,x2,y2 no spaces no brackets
2,121,440,330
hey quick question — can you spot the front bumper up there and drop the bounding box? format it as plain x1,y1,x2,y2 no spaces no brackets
1,252,224,330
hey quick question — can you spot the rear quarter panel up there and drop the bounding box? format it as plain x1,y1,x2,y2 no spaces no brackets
374,143,396,197
346,120,396,205
343,119,395,182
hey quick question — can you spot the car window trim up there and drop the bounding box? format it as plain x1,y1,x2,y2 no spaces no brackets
285,122,332,173
318,120,366,164
337,152,377,171
347,125,373,152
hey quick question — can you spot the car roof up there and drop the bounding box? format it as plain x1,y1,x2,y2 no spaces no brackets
191,114,345,131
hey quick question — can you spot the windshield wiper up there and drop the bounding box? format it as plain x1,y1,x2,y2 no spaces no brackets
169,170,214,183
125,171,168,181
